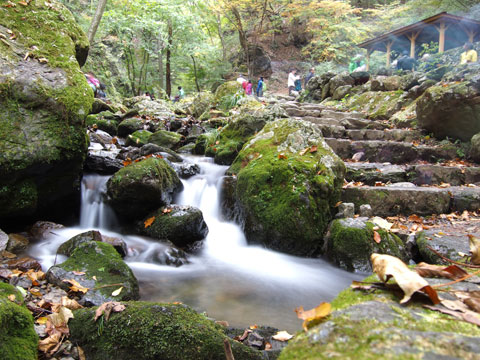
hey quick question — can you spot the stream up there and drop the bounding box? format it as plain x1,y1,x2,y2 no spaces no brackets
28,156,361,331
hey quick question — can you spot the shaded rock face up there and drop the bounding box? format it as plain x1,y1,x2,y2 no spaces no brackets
138,205,208,248
417,70,480,141
324,218,408,272
0,0,92,222
0,283,38,360
227,118,345,256
107,157,183,220
237,45,272,77
70,302,262,360
46,241,139,306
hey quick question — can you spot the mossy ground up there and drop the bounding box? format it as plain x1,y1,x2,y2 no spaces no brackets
0,283,38,360
69,301,262,360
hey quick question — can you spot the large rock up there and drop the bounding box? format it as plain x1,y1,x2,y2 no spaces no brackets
417,81,480,141
46,241,139,306
0,0,92,221
70,302,262,360
328,73,354,96
187,92,214,118
107,157,183,220
342,91,408,120
469,132,480,162
57,230,128,258
214,81,244,110
227,118,345,256
138,205,208,247
149,130,183,149
324,218,408,272
0,283,38,360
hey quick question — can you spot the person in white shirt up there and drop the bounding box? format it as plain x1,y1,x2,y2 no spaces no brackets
288,69,299,96
236,74,247,85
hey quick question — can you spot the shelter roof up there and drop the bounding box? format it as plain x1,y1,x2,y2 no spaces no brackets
358,12,480,53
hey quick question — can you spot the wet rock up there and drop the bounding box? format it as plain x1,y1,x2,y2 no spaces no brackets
91,98,115,114
335,203,354,219
469,132,480,163
9,275,32,289
227,118,345,256
170,162,201,179
84,154,124,175
29,221,65,241
359,204,372,217
102,235,128,258
6,233,29,253
107,157,183,220
47,241,139,306
324,218,408,272
416,230,470,265
5,257,42,271
0,229,7,252
70,302,262,360
140,144,183,162
149,130,183,149
42,287,68,304
89,129,114,145
57,230,127,258
125,129,152,147
138,205,208,248
117,117,145,137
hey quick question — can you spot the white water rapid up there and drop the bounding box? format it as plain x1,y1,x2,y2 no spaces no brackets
29,156,361,331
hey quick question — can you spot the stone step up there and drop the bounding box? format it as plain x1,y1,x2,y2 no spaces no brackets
341,185,480,217
326,139,458,164
321,109,364,121
345,163,480,186
345,128,422,142
285,108,322,117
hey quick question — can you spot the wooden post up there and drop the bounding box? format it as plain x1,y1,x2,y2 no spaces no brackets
435,22,450,53
407,31,420,58
385,40,394,67
366,48,372,71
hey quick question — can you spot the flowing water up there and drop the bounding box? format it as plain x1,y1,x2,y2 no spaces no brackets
29,156,361,331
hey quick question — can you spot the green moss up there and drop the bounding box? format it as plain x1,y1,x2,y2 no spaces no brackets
126,130,153,147
149,130,183,149
70,302,262,360
0,283,38,360
59,241,138,300
0,179,38,217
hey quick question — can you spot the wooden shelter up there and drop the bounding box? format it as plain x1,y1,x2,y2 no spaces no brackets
358,12,480,70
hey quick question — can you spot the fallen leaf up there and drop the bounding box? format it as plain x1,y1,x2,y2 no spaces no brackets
249,324,258,329
36,316,48,325
38,333,61,353
61,296,83,310
63,279,89,294
299,147,310,156
424,304,480,326
295,302,331,331
215,320,229,327
468,235,480,265
111,287,123,296
464,298,480,313
265,342,272,350
19,1,29,5
72,271,86,276
94,301,126,322
7,294,16,302
78,346,86,360
371,253,440,304
373,231,381,244
278,154,287,160
371,217,393,231
144,216,155,228
309,145,317,153
415,263,468,280
29,288,42,297
272,330,293,341
123,159,132,167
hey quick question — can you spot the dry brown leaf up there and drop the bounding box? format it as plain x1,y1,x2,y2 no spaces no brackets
468,235,480,265
299,147,310,156
61,296,83,310
78,346,86,360
38,333,61,353
309,145,318,153
63,279,89,294
373,231,381,244
371,253,439,304
415,263,468,280
424,304,480,326
94,301,126,322
29,288,42,297
295,302,331,331
7,294,16,302
72,271,86,276
464,298,480,313
272,330,294,341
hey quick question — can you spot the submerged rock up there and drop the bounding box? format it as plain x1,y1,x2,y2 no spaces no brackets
46,241,139,306
107,157,183,220
0,283,38,360
138,205,208,248
70,302,262,360
0,0,92,222
227,118,345,256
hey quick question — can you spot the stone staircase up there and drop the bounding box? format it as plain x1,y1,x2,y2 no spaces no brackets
276,99,480,217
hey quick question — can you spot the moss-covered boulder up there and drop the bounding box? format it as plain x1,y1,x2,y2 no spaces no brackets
70,301,262,360
0,283,38,360
0,0,92,221
279,273,480,360
46,241,139,306
342,91,409,120
149,130,183,149
187,91,214,118
227,118,345,256
137,205,208,247
214,81,244,110
57,230,127,258
126,130,153,147
107,157,182,219
417,81,480,141
117,117,145,137
324,218,408,272
85,112,118,135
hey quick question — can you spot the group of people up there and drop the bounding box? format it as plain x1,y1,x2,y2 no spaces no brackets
236,75,266,97
287,68,316,96
85,72,107,99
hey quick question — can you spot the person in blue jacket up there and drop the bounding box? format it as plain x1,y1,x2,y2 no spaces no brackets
256,76,264,97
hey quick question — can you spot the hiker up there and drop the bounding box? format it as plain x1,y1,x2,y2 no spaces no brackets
97,83,107,99
397,51,417,71
173,86,185,102
349,55,365,73
85,72,100,96
246,80,253,95
256,77,264,97
460,42,477,64
145,91,155,101
305,67,315,87
294,78,302,92
288,69,300,96
236,74,247,85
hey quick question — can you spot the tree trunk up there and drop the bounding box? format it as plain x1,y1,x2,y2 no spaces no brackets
191,55,200,92
231,6,250,76
87,0,108,44
157,38,164,89
216,14,227,62
166,20,173,98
